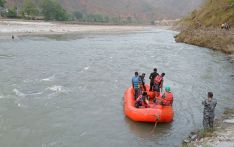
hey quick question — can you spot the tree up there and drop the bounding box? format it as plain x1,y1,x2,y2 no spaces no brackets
22,0,39,19
127,16,132,23
0,0,5,7
104,16,109,23
7,6,17,18
86,14,104,22
41,0,69,21
73,11,83,20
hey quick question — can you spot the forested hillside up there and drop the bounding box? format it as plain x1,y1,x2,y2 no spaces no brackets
5,0,203,23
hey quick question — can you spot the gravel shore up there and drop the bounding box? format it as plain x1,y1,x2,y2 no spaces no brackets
0,19,149,39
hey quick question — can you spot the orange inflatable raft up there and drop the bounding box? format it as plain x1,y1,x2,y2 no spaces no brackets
124,85,174,123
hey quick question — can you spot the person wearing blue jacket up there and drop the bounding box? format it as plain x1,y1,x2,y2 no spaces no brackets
132,72,139,99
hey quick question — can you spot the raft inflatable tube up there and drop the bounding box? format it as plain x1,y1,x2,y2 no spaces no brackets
124,84,174,123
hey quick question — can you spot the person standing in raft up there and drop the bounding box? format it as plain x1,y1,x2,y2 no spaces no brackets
140,73,146,91
135,91,150,108
138,75,143,95
149,68,158,91
132,72,140,99
202,92,217,131
153,73,165,97
161,86,173,106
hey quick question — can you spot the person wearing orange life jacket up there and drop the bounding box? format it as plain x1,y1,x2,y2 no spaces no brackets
153,73,165,97
135,91,150,108
161,86,173,106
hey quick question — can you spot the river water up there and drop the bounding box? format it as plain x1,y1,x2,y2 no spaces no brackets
0,28,233,147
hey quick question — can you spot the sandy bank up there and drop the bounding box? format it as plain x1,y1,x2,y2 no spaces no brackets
0,19,149,37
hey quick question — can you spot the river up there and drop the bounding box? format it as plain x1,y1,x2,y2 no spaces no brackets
0,28,233,147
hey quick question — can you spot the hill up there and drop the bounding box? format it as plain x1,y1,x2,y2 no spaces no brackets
180,0,234,27
175,0,234,54
5,0,203,22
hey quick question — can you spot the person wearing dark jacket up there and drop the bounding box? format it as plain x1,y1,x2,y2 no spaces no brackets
149,68,158,91
140,73,146,91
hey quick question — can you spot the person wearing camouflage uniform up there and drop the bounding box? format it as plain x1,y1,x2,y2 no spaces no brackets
202,92,217,130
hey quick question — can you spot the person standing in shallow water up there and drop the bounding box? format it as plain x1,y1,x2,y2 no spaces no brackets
202,92,217,131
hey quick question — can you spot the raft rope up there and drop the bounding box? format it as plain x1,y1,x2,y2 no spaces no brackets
151,112,160,133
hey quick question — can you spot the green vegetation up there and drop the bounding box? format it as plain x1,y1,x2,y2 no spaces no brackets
71,10,135,24
41,0,69,21
2,0,69,21
21,0,39,19
2,0,139,24
0,0,5,7
73,11,83,20
6,7,17,18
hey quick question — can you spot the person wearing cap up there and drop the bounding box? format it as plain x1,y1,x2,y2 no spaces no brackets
161,86,173,106
149,68,158,91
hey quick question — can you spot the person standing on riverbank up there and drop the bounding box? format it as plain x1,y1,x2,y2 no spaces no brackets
202,92,217,131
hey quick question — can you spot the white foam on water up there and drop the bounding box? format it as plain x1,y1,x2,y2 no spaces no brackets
13,89,26,97
23,79,31,83
84,66,89,70
47,85,69,93
41,75,55,82
15,101,27,108
28,92,43,96
80,131,87,136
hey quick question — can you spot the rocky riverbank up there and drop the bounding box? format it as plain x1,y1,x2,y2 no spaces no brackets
181,108,234,147
175,28,234,63
175,0,234,62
